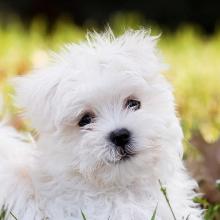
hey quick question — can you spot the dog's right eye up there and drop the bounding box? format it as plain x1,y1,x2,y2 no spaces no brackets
78,113,95,127
125,99,141,111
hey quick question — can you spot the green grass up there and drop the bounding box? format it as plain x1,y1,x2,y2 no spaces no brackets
0,207,6,220
150,205,158,220
194,197,220,220
81,210,87,220
0,207,19,220
159,180,177,220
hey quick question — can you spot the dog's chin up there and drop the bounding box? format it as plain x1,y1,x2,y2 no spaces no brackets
90,153,150,187
107,152,137,164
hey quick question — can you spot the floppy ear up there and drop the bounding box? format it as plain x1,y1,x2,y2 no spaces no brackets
14,66,62,132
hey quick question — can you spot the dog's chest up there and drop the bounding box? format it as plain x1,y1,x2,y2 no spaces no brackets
37,184,158,220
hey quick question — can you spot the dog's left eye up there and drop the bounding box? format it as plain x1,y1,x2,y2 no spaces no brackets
125,99,141,111
78,113,95,127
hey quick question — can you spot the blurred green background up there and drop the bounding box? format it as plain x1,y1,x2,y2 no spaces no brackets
0,1,219,219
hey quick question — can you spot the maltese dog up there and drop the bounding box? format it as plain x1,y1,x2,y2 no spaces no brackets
0,29,202,220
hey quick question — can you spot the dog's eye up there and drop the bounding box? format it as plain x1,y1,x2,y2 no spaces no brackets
125,99,141,111
78,113,95,127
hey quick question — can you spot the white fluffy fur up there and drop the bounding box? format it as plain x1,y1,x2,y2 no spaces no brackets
0,29,202,220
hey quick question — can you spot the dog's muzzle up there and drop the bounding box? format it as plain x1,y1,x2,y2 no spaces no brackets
108,128,135,161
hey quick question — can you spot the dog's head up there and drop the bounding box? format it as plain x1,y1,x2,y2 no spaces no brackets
15,30,183,186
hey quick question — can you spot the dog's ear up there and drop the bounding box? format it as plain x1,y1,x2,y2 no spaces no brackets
13,66,62,132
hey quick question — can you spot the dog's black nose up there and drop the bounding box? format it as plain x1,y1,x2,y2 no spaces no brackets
109,128,131,147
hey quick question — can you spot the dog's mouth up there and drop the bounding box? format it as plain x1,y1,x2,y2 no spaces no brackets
119,152,136,161
109,146,137,164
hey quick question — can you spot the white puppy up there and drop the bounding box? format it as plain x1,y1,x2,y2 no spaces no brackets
0,29,202,220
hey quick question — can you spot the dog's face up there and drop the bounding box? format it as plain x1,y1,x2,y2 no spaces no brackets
16,30,183,186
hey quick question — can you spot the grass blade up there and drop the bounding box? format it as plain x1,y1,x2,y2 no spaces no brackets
150,204,158,220
0,206,7,220
159,180,177,220
10,212,18,220
81,210,87,220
